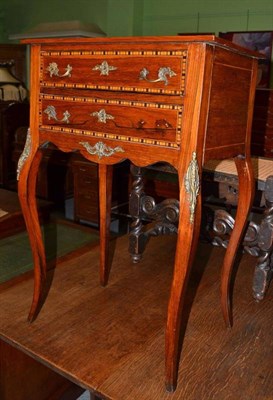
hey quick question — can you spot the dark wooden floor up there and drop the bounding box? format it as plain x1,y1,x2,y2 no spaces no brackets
0,233,272,399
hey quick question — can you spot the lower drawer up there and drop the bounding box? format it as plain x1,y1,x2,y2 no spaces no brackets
40,98,182,146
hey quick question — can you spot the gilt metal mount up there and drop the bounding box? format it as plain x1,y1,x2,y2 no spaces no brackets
92,61,117,76
139,67,176,86
184,152,200,224
44,105,70,124
17,128,32,180
79,141,124,159
91,109,114,123
46,62,72,78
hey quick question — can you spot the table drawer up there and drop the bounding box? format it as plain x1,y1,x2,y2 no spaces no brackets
40,98,182,146
41,51,187,96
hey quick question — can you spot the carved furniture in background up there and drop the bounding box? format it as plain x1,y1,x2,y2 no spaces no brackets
129,163,180,262
135,157,273,301
203,158,273,301
17,35,259,391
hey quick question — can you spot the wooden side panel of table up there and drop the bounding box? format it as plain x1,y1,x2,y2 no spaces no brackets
16,36,260,392
0,339,84,400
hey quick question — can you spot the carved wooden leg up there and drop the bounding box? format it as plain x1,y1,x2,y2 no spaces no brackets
128,164,146,263
165,159,202,392
98,164,113,286
252,175,273,301
17,141,46,322
221,155,254,328
128,164,179,263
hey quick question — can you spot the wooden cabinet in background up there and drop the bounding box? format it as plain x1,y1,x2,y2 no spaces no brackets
71,157,129,224
251,88,273,158
72,158,99,223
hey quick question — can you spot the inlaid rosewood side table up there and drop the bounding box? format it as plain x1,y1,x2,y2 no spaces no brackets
17,36,260,392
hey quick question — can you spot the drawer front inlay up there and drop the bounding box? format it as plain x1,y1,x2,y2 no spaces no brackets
41,50,187,95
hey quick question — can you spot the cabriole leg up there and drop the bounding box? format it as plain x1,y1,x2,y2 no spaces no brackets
221,155,254,327
17,136,45,322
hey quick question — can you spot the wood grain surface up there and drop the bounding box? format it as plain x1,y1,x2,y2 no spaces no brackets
0,234,272,399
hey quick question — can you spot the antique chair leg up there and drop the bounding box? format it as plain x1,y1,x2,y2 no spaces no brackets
128,164,147,263
128,163,179,263
252,175,273,301
221,155,254,328
18,142,46,322
99,164,113,286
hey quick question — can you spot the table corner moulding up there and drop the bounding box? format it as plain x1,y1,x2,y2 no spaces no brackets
17,35,261,392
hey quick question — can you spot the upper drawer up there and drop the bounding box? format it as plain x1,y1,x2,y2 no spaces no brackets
40,49,187,96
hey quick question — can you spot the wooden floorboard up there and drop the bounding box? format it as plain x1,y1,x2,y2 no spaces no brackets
0,234,272,399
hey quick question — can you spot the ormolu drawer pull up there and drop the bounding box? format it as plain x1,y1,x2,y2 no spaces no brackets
92,61,117,76
137,119,172,130
91,109,114,123
139,67,176,86
137,119,146,129
46,62,72,78
155,119,172,129
44,105,71,123
79,141,125,159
